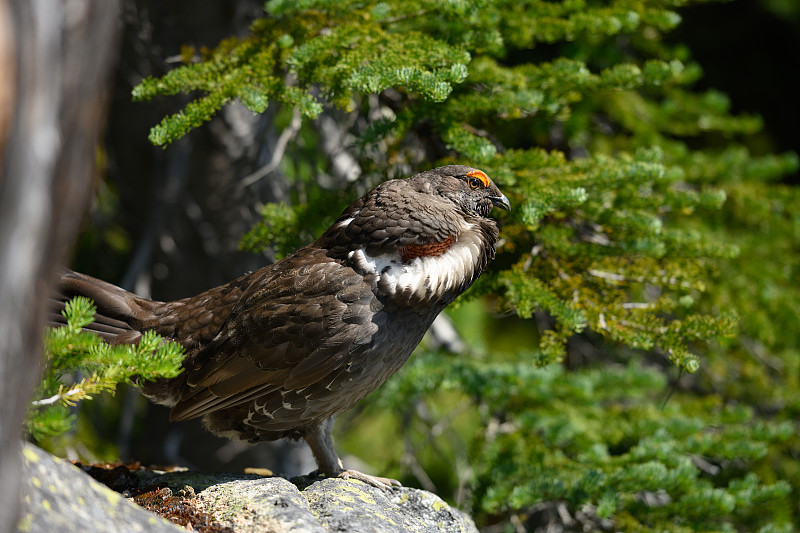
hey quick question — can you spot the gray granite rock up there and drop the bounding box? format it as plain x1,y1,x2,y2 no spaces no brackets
195,476,476,533
19,443,478,533
18,444,182,533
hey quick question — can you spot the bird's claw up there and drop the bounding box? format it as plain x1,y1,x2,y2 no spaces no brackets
310,468,401,491
338,469,402,491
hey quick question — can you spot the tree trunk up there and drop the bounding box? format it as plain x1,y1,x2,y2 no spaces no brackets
0,2,120,532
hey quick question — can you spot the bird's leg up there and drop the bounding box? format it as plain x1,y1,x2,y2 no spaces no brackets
304,417,344,474
303,416,401,491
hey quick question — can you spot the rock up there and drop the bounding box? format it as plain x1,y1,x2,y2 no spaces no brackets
18,444,478,533
18,444,182,533
194,476,476,533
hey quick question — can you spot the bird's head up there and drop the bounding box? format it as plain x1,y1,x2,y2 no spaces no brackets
412,165,510,218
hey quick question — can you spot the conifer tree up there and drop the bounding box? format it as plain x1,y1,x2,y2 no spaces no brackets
51,0,799,530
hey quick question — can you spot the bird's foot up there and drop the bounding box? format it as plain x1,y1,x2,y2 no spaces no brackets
310,468,401,491
304,419,401,491
338,469,402,491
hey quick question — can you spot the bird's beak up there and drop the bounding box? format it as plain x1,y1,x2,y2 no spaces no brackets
489,193,511,211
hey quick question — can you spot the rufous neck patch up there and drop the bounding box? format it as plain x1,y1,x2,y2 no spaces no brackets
466,169,490,188
401,235,456,262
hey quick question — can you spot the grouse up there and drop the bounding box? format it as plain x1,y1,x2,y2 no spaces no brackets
56,165,510,489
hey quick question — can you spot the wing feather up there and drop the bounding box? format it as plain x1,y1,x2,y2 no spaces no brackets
169,248,380,421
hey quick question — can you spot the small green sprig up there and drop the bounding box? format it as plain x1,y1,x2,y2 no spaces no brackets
27,297,185,440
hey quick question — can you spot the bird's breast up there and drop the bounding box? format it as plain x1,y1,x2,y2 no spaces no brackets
347,224,486,305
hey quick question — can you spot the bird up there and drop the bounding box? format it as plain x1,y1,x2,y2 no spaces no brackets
55,165,510,489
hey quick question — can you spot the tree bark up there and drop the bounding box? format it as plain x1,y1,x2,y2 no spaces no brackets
0,2,120,532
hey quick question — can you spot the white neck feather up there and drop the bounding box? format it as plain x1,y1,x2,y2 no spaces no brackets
348,223,485,303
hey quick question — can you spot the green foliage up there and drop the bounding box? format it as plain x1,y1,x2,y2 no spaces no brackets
124,0,799,530
27,298,185,440
366,352,794,531
239,202,308,260
133,0,474,145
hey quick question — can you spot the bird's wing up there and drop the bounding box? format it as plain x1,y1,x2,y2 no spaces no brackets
169,248,380,421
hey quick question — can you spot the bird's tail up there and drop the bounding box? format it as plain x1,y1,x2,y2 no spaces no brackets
49,269,164,345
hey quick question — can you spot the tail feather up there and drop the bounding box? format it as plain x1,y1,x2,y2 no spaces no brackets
46,306,134,343
52,268,250,349
59,270,158,323
53,270,159,344
51,269,184,405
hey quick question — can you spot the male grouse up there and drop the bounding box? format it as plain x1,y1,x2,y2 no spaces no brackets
56,165,510,489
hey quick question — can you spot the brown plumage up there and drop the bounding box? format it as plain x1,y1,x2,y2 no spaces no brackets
55,165,510,488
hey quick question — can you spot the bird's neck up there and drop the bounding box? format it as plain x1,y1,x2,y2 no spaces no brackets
348,219,497,307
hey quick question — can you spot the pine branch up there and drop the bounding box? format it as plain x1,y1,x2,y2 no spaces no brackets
28,297,185,439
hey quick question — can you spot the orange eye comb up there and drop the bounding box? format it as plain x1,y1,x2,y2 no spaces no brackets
466,169,490,188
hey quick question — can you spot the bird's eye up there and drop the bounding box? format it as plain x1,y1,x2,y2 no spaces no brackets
468,177,482,189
